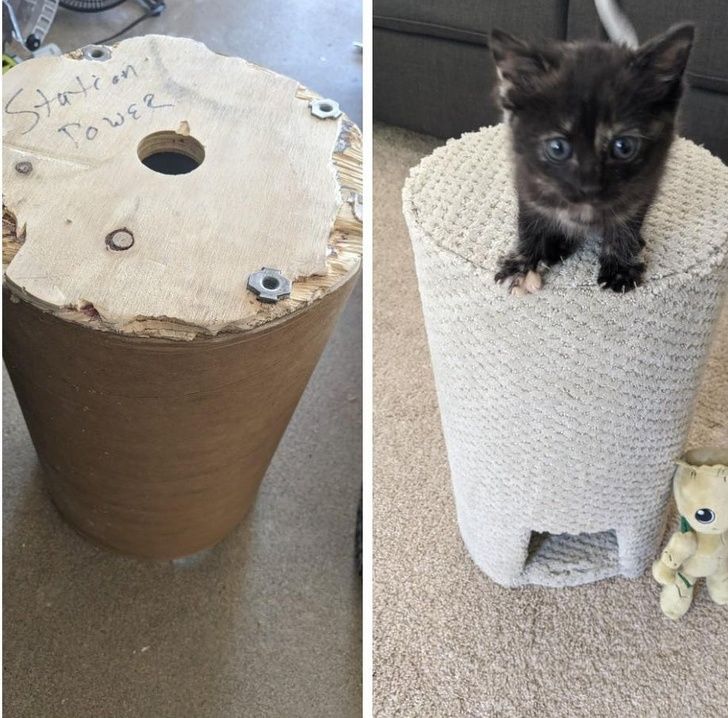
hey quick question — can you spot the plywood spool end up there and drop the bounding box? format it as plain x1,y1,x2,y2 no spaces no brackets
2,34,362,341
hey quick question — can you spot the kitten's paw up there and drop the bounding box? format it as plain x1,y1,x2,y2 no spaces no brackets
499,270,543,297
495,257,542,296
494,254,527,284
598,262,645,293
520,270,543,294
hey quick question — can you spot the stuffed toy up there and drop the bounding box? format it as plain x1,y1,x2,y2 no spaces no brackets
653,448,728,619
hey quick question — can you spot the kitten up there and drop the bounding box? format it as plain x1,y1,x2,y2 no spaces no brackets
490,24,694,294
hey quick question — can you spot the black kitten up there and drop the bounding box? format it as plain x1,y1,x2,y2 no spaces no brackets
490,24,694,294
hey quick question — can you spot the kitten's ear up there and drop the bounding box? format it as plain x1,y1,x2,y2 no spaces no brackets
634,23,694,86
490,29,559,89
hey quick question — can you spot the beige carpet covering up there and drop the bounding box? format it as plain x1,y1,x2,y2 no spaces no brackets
373,123,728,716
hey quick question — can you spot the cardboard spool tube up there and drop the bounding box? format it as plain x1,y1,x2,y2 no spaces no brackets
2,35,362,558
3,281,355,558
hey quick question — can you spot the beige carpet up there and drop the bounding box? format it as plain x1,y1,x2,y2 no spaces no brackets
373,123,728,717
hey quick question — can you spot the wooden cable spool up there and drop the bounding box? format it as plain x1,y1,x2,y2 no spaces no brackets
2,35,362,558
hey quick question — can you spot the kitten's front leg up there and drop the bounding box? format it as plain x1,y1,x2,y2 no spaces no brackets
598,212,646,293
495,203,575,296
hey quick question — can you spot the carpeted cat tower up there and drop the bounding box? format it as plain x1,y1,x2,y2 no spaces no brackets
404,124,728,588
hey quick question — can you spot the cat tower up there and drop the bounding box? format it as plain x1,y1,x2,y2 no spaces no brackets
2,35,362,559
404,123,728,588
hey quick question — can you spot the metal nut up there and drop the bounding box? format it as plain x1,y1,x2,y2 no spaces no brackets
309,98,342,120
83,45,111,62
247,268,291,303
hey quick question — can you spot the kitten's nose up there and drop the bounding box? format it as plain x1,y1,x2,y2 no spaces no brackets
578,182,601,199
578,165,602,199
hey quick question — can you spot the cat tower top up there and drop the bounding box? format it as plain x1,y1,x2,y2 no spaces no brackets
405,124,728,296
2,35,362,340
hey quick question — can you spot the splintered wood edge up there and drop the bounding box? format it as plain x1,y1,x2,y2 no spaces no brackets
3,81,361,342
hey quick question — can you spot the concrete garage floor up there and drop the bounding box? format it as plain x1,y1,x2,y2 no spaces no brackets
3,3,362,717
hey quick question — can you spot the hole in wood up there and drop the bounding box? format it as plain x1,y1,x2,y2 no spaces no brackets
106,228,134,251
83,45,111,62
137,131,205,175
262,276,280,290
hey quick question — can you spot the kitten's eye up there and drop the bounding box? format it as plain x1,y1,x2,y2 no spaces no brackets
610,136,640,161
695,508,716,525
544,137,572,162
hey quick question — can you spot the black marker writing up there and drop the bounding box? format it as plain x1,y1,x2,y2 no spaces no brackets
33,75,100,118
4,88,41,135
111,65,138,84
102,112,125,128
55,91,175,147
57,122,82,147
4,65,139,135
144,93,174,110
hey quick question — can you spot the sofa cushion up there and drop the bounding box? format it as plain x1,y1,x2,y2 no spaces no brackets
373,0,569,46
373,29,501,137
567,0,728,93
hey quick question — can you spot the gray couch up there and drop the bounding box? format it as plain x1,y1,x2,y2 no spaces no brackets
373,1,728,162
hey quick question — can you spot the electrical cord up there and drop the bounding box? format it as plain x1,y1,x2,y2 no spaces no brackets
93,1,166,46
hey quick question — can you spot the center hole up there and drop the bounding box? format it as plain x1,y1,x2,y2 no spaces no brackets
137,131,205,175
262,276,280,290
319,103,333,112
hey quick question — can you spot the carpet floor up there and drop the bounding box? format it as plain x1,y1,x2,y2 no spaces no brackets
373,123,728,717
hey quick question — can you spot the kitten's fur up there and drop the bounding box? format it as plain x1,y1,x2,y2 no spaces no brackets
490,24,694,293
